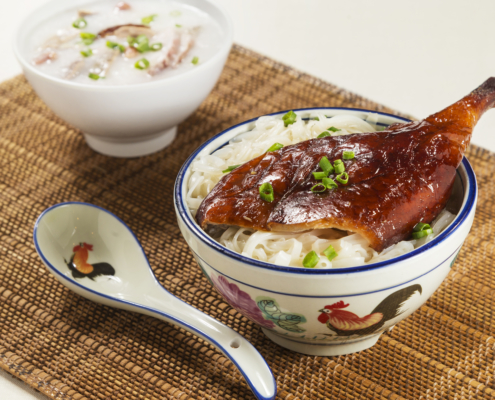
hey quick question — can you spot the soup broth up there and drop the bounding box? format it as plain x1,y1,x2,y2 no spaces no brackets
30,0,224,85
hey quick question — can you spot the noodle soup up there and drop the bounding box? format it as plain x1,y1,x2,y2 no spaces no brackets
186,112,459,269
175,107,476,356
30,0,223,85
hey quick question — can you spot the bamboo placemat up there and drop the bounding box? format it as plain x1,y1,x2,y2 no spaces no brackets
1,45,495,400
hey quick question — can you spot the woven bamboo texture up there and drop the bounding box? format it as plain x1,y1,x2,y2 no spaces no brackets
1,45,495,400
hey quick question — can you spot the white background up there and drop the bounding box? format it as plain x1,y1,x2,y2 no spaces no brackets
2,0,495,398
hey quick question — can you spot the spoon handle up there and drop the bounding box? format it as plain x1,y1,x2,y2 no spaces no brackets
124,283,276,400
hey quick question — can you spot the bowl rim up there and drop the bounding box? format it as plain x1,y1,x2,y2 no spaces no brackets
174,107,477,275
13,0,234,91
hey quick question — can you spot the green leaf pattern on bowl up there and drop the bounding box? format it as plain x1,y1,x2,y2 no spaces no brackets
256,296,307,333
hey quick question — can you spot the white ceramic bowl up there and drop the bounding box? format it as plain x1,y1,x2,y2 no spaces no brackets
14,0,233,158
174,108,477,356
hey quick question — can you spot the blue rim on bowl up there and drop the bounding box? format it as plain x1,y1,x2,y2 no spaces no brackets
174,107,477,275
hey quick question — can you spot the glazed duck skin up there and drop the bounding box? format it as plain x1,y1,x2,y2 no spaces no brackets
197,78,495,251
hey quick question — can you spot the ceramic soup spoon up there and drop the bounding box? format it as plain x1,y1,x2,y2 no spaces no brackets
33,202,276,400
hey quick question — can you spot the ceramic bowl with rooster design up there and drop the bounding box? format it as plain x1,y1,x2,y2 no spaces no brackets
174,108,477,356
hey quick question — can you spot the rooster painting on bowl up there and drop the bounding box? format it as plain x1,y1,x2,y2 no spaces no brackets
318,284,422,337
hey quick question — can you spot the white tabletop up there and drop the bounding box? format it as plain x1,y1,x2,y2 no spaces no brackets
2,0,495,397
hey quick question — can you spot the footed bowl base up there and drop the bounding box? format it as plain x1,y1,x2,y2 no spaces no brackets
84,126,177,158
262,328,381,356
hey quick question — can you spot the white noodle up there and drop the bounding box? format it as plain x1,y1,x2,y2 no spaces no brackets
186,113,456,269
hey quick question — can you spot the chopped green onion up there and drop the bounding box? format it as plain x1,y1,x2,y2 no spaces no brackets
134,58,150,70
319,156,334,174
412,229,433,239
313,117,320,121
259,182,274,202
322,177,338,189
413,222,431,232
311,183,326,193
336,172,349,184
343,150,355,160
282,110,297,127
170,10,182,17
136,42,150,52
266,143,284,152
127,36,137,46
80,49,93,57
333,159,345,174
88,73,100,80
303,250,319,268
328,126,341,132
106,41,125,52
312,171,328,180
134,35,150,52
412,222,433,239
80,32,96,40
175,24,182,28
323,245,338,261
80,33,96,45
222,164,240,173
150,42,162,51
141,14,157,25
317,131,332,138
191,56,199,65
73,18,87,29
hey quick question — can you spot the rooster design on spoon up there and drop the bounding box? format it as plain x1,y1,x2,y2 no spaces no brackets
65,242,115,280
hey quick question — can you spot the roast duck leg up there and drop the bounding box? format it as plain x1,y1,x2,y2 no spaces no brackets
197,78,495,251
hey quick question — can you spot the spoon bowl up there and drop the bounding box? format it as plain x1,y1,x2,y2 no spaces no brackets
34,202,276,400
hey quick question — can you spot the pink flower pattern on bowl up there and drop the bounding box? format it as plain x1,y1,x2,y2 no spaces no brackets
211,274,276,329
